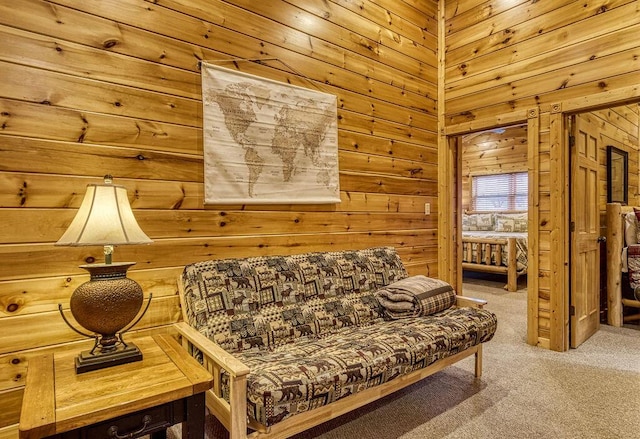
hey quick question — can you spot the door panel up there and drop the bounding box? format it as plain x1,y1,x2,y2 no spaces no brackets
570,113,601,348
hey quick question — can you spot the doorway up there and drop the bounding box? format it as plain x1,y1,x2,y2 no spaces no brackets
438,110,539,346
441,94,640,351
459,124,529,294
568,105,640,347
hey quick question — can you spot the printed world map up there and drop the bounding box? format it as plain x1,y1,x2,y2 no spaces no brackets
202,64,340,204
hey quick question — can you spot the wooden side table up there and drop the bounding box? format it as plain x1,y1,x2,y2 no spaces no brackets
19,334,212,439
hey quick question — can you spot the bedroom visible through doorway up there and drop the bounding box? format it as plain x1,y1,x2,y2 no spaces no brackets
460,124,529,294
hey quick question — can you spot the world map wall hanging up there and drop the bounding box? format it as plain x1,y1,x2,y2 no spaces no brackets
201,62,340,204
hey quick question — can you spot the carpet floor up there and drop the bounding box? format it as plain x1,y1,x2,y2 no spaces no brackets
169,276,640,439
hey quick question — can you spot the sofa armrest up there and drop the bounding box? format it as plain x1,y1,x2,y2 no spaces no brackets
174,322,251,438
455,295,487,309
174,322,250,376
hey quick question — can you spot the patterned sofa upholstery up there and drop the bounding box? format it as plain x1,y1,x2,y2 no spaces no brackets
176,246,497,438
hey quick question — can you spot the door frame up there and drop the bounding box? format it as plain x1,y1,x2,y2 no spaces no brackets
551,91,640,351
439,85,640,351
439,108,540,347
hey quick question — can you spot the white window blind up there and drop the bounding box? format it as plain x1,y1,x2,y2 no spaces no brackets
471,172,528,211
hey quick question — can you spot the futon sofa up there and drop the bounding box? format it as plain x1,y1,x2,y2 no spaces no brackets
175,246,497,439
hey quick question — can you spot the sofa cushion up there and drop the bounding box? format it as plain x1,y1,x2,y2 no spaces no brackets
374,275,456,319
180,247,409,353
233,306,498,427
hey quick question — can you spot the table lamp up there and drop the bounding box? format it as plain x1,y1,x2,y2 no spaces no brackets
55,175,153,373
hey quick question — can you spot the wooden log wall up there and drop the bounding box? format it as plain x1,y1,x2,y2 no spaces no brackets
589,105,640,223
460,124,528,212
0,0,438,429
443,0,640,350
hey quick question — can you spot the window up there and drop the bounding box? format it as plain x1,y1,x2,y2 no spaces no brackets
471,172,528,211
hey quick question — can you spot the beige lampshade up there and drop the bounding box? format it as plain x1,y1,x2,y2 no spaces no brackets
56,179,152,246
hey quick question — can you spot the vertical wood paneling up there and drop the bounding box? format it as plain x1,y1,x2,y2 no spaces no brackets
527,108,540,346
0,0,439,426
548,108,568,352
437,0,455,289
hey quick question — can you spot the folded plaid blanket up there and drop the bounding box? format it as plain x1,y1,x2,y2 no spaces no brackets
374,275,456,319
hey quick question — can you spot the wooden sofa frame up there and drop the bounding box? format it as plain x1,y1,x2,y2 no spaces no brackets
461,236,522,292
175,286,487,439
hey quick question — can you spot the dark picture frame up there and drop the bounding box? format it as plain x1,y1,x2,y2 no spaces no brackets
607,145,628,205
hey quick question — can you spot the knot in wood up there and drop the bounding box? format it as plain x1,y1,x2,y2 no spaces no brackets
103,38,118,49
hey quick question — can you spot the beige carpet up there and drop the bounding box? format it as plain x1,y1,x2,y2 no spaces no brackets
170,277,640,439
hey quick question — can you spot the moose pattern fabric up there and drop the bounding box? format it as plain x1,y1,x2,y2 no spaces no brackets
180,247,409,353
180,247,498,428
235,307,497,426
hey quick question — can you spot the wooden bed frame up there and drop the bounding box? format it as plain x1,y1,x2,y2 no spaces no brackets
461,236,522,292
605,203,640,326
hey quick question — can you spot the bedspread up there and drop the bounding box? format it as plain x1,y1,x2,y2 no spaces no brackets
627,244,640,289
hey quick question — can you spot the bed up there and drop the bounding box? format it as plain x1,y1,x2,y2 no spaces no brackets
605,203,640,326
461,212,528,292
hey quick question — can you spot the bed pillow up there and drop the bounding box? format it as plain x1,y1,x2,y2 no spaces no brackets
476,213,495,231
462,213,473,231
462,213,494,231
625,207,640,244
495,212,528,233
624,212,638,246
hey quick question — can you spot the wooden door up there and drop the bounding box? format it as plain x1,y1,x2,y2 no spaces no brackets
570,113,601,348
